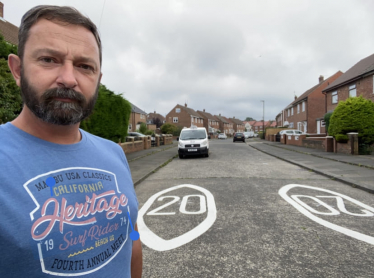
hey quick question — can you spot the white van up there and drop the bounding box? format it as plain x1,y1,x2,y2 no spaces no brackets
177,126,210,158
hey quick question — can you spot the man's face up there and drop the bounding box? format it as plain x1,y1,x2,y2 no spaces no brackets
20,18,102,125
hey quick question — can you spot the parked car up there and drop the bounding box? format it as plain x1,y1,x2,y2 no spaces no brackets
177,126,210,158
244,131,254,138
233,132,245,142
218,133,227,139
128,132,146,137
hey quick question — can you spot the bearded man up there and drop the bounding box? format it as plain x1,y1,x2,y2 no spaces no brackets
1,5,142,278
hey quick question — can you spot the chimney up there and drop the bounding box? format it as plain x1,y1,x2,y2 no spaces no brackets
184,103,187,107
154,111,156,114
0,2,4,18
203,109,205,112
294,95,297,100
319,75,324,83
219,113,221,116
233,116,235,119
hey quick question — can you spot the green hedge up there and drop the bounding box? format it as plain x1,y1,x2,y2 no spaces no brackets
81,85,131,143
329,96,374,145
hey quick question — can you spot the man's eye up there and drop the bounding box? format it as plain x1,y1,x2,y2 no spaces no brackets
79,64,94,71
40,57,55,63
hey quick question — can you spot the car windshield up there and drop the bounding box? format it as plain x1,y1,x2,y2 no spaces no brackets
236,133,243,136
180,130,206,140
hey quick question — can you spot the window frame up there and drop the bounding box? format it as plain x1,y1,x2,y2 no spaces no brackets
349,84,356,97
173,117,178,123
332,91,338,104
302,101,305,112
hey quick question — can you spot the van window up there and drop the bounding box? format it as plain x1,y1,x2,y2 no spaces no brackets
180,130,206,140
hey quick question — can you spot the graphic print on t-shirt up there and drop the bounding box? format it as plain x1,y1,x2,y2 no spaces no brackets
24,167,132,276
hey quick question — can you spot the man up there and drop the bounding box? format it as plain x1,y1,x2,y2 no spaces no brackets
1,5,142,277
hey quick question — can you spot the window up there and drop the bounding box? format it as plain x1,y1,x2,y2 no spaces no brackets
321,120,325,127
176,108,180,113
302,101,305,112
332,91,338,104
289,122,294,128
349,84,356,97
291,107,294,116
297,104,300,114
128,124,132,130
288,109,290,117
173,117,178,123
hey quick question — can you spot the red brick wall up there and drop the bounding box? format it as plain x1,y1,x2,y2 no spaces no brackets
326,74,374,112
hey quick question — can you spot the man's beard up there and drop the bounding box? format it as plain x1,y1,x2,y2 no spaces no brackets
20,73,99,125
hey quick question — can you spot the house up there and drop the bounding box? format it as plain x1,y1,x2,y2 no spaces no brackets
253,121,270,133
280,72,343,134
147,111,165,128
269,121,277,128
243,120,256,131
129,103,147,132
166,103,204,128
0,3,18,46
215,114,233,135
323,53,374,115
197,109,220,134
229,117,245,133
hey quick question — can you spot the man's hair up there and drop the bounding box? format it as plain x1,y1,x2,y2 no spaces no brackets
18,5,102,65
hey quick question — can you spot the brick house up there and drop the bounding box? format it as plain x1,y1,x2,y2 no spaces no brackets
243,121,256,131
0,3,18,46
166,104,204,128
253,121,270,133
147,111,165,128
275,113,282,127
197,109,220,134
280,72,343,134
215,114,233,135
323,53,374,115
229,117,245,133
129,103,147,132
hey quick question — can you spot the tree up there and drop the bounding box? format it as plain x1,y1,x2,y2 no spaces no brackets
328,96,374,145
245,117,255,121
138,122,147,134
150,117,163,128
0,35,22,124
80,85,131,143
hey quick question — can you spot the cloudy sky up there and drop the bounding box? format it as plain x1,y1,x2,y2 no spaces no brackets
3,0,374,121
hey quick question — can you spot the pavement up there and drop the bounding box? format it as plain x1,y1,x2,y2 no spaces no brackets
248,139,374,194
126,142,178,185
126,139,374,194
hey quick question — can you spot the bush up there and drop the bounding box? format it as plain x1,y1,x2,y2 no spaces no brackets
329,96,374,145
144,130,154,136
323,112,333,135
172,126,183,136
138,122,147,134
335,134,348,143
160,123,177,134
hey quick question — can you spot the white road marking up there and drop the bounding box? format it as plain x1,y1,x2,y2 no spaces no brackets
138,184,217,251
279,184,374,245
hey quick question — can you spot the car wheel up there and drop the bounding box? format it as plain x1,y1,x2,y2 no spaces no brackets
179,154,183,159
205,153,209,158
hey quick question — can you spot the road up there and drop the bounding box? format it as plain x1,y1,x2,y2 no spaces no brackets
135,139,374,278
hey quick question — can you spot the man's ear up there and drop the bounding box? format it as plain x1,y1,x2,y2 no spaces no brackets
8,54,22,87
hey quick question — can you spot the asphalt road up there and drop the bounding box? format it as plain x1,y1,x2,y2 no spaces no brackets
135,139,374,278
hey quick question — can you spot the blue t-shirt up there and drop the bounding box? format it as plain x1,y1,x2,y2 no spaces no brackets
0,123,138,277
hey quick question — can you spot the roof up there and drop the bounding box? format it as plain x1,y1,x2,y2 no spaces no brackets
214,115,229,124
178,104,203,118
285,71,343,108
197,110,218,121
222,116,233,124
229,118,244,125
147,111,165,121
130,103,147,114
253,121,270,127
0,18,18,45
270,121,277,127
243,120,256,126
323,53,374,92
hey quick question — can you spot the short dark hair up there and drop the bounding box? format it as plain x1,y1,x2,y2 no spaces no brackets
18,5,102,65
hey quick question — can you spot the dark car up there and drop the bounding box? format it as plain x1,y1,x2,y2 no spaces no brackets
233,132,245,142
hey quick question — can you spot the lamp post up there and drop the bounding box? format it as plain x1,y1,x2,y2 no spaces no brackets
260,100,265,139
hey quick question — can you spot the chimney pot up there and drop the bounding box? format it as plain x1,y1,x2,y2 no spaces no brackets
319,75,324,83
0,2,3,18
184,103,187,107
154,111,156,114
219,113,221,116
294,95,297,100
203,109,205,112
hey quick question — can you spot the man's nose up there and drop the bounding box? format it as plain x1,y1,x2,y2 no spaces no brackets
56,63,78,88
